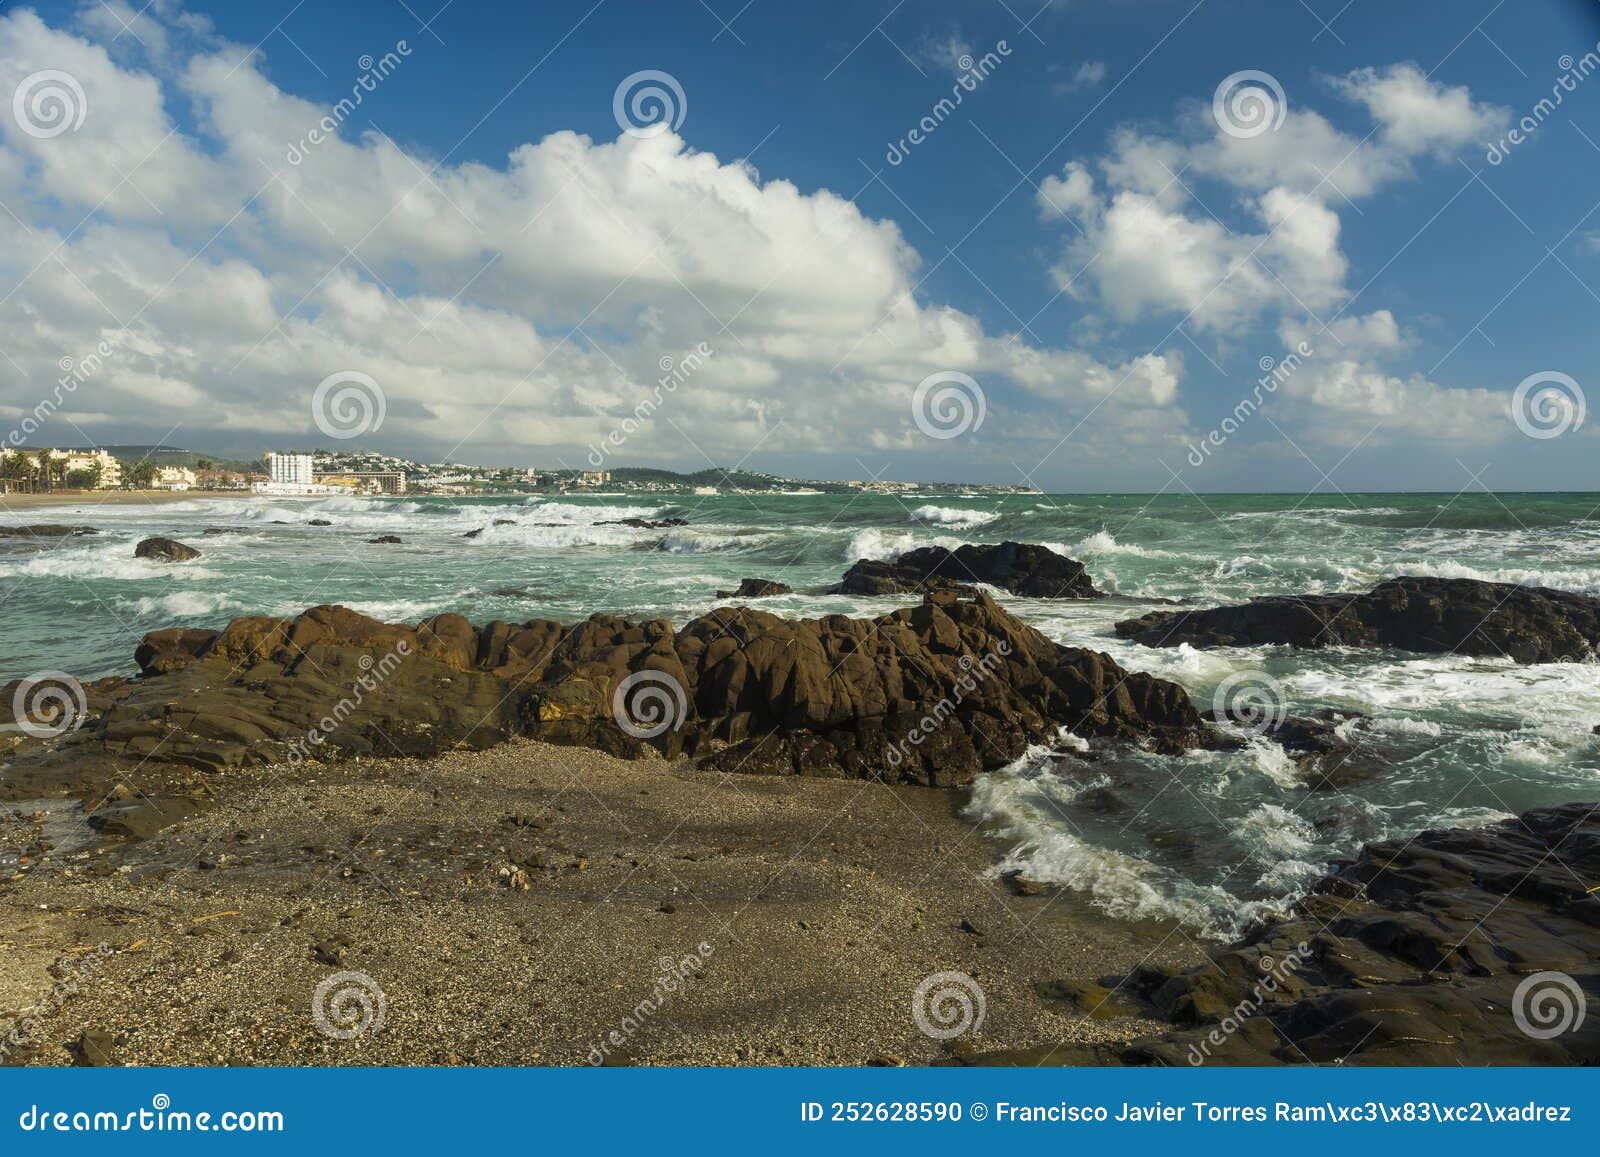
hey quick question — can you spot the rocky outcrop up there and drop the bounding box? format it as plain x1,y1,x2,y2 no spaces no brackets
26,592,1217,795
836,542,1103,599
134,627,221,676
600,517,688,530
1116,576,1600,663
963,802,1600,1066
133,536,201,562
715,578,793,599
368,535,403,544
307,519,332,526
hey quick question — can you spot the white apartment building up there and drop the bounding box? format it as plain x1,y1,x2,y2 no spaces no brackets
58,448,122,488
265,452,314,485
155,465,196,491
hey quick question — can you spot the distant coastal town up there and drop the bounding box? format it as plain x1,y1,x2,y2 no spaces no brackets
0,444,1041,499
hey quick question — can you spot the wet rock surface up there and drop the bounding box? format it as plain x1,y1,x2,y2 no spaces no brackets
714,578,793,599
960,802,1600,1066
1116,576,1600,663
599,517,688,530
133,536,201,563
7,592,1217,800
837,542,1103,599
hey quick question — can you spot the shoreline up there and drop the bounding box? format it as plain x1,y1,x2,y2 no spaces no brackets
0,490,256,512
0,740,1196,1066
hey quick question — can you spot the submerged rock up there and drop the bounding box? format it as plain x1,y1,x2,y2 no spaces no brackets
598,517,688,530
961,802,1600,1066
714,578,793,599
368,535,402,544
836,542,1103,599
1116,576,1600,663
0,524,98,538
133,536,201,562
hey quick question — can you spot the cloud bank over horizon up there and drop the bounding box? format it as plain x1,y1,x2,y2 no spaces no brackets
0,2,1577,487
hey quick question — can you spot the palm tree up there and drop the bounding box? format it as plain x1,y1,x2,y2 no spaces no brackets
34,449,57,492
0,449,30,492
124,459,157,490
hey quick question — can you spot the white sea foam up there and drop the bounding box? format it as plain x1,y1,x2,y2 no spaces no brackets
0,543,222,582
907,504,1000,529
122,591,242,619
843,529,964,561
1393,560,1600,596
1367,716,1443,738
1071,530,1175,559
1238,804,1317,858
658,527,777,554
343,598,450,623
963,748,1273,937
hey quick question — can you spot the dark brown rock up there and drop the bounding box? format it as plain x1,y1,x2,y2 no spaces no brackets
368,535,403,544
134,627,220,675
133,536,201,562
715,578,793,599
87,796,209,839
1116,576,1600,663
598,517,688,529
833,558,974,597
836,542,1103,599
20,593,1217,797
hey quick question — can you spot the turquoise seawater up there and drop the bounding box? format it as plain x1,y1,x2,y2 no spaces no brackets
6,490,1600,934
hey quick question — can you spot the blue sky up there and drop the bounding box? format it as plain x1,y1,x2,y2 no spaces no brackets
2,0,1599,490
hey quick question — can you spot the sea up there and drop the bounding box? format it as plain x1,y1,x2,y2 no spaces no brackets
5,489,1599,937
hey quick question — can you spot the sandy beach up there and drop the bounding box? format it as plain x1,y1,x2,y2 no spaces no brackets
0,490,252,513
0,740,1198,1066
